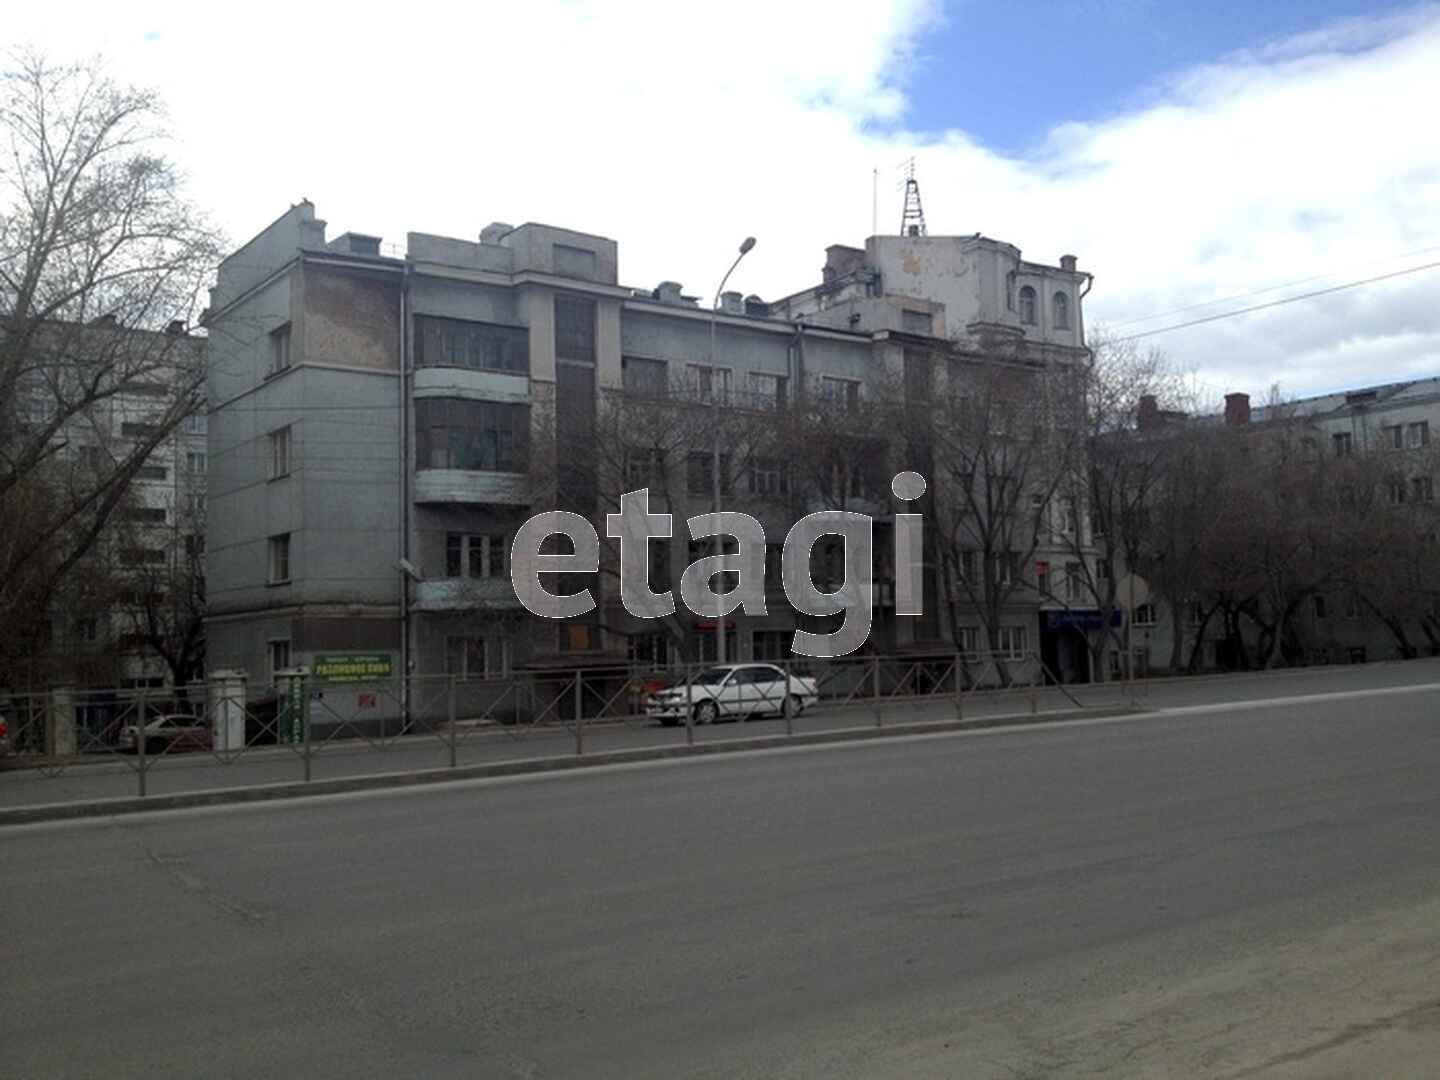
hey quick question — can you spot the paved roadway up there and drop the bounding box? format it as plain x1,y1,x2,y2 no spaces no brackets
6,670,1440,1077
6,659,1440,810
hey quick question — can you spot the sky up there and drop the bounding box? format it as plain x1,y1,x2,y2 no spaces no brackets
7,0,1439,403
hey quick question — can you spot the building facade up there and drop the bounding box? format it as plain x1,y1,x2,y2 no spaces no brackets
202,203,1094,691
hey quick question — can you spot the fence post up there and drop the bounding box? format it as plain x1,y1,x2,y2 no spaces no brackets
784,657,794,737
873,654,882,728
574,669,584,756
448,675,458,769
685,661,695,746
302,674,313,782
136,686,148,798
954,651,963,721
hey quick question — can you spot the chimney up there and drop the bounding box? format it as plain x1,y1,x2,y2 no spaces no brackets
1060,254,1078,272
743,294,769,318
165,320,187,336
1224,392,1251,426
480,222,514,245
654,281,685,305
1137,394,1159,430
330,232,381,256
720,291,743,315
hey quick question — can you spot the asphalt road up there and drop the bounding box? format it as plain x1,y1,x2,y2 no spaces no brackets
7,658,1440,810
6,673,1440,1077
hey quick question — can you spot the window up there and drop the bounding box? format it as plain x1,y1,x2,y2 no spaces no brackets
74,616,100,643
554,295,596,363
959,550,977,581
184,414,209,435
994,551,1018,586
958,626,980,656
828,460,867,500
1383,424,1403,450
414,398,529,472
1408,421,1430,449
687,451,733,496
1018,286,1037,326
268,534,291,584
1332,432,1353,457
268,639,291,681
749,372,788,410
687,363,730,404
1052,292,1070,330
820,376,860,413
1134,602,1157,627
901,308,932,335
121,422,160,439
269,426,291,479
136,464,167,481
558,622,603,653
903,349,932,403
622,356,668,397
1344,591,1362,619
1412,475,1435,503
764,543,785,591
996,625,1028,659
187,451,207,476
1388,473,1406,504
1036,561,1050,596
1065,562,1084,602
415,316,528,374
270,323,291,373
121,507,167,524
1097,558,1112,581
1313,594,1328,620
445,636,507,678
748,458,788,496
444,533,507,579
625,446,664,489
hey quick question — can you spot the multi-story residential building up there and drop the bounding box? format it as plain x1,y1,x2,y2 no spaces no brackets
201,202,1094,690
1125,379,1440,675
8,318,207,689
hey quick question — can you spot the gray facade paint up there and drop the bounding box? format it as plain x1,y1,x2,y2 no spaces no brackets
204,202,1090,688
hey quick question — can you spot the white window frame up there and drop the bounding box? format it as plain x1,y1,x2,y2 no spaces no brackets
749,372,788,411
444,533,508,579
268,638,292,683
270,323,292,374
996,625,1028,659
444,635,507,679
1133,602,1157,627
1408,421,1430,449
686,363,730,404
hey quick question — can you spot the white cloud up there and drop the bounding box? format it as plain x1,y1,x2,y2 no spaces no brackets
7,0,1438,400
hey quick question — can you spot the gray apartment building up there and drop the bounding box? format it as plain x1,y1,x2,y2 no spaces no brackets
202,202,1091,690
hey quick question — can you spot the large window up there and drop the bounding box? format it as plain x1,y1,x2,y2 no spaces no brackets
1018,286,1037,326
687,451,733,496
996,625,1028,658
1052,291,1070,329
749,372,788,410
445,636,508,678
554,295,596,363
622,356,668,397
415,398,528,472
687,363,730,404
445,533,508,579
414,316,528,374
748,458,788,496
820,376,860,413
270,323,291,373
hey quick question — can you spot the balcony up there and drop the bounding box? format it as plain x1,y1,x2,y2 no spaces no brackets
413,367,529,404
413,577,520,612
413,469,528,506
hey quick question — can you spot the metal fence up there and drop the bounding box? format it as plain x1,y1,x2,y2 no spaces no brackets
0,651,1144,804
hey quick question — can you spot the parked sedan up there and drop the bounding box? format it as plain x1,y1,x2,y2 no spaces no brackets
644,664,820,726
120,714,212,754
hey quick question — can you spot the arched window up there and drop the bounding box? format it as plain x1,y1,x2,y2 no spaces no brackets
1053,291,1070,329
1018,286,1037,326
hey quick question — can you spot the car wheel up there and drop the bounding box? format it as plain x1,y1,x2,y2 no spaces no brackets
694,700,720,725
781,695,802,720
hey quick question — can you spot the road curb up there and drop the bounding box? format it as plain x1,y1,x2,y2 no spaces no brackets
0,704,1148,826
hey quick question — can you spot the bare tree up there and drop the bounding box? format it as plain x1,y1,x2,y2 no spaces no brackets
0,53,221,683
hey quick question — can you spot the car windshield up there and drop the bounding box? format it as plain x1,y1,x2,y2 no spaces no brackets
691,668,732,685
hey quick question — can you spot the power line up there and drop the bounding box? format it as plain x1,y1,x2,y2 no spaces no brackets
1106,241,1440,329
1112,259,1440,344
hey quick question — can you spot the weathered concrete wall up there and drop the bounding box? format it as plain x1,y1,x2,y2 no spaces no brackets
303,267,400,371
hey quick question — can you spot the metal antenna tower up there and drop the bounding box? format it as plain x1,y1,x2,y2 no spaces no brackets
899,157,927,237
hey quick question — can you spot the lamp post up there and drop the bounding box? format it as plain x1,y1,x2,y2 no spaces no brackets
710,236,756,666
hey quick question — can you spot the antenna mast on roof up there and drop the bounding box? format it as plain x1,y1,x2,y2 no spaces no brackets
899,157,927,237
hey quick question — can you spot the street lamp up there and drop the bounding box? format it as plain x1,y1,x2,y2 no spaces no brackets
710,236,757,666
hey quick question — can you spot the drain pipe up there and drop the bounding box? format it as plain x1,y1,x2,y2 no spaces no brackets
399,264,412,724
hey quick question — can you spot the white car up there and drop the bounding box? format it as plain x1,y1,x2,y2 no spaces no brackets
645,664,819,726
120,714,212,754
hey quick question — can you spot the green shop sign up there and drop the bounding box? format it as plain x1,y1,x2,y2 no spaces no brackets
311,653,395,683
